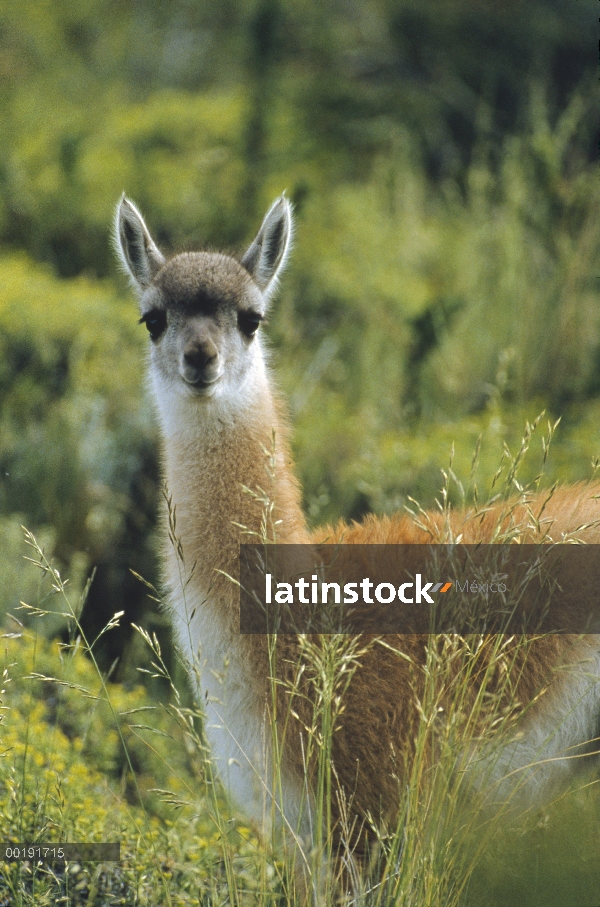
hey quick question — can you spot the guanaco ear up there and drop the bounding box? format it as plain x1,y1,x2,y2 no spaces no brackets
241,195,293,301
114,195,165,291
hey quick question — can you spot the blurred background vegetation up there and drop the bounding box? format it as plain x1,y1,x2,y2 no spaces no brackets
0,0,598,676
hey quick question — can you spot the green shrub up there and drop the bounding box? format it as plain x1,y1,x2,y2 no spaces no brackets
0,254,160,668
0,621,271,905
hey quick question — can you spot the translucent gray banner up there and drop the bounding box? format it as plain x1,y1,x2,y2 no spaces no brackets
1,843,121,861
239,544,600,634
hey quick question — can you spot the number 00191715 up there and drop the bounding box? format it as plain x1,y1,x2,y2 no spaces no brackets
1,844,120,861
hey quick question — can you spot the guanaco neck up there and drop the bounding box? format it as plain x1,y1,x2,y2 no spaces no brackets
153,357,310,631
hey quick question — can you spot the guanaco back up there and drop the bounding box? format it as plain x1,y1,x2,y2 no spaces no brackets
115,194,600,866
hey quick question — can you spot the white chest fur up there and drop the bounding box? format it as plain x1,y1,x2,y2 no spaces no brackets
157,383,309,840
167,573,310,845
169,579,269,817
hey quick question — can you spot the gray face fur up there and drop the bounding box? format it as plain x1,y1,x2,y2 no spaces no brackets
114,195,292,403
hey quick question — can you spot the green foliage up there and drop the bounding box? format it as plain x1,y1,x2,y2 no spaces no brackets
0,247,152,540
276,91,600,523
0,3,598,898
0,0,593,274
0,0,598,648
1,88,251,276
0,253,146,530
465,788,600,906
0,629,268,905
0,253,160,668
1,578,599,905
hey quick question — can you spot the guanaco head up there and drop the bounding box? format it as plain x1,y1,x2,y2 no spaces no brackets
114,195,292,411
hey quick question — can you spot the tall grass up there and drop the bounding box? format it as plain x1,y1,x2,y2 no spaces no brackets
1,426,600,905
284,81,600,526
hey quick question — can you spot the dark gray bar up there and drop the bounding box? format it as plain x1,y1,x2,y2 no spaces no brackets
1,843,120,862
239,544,600,634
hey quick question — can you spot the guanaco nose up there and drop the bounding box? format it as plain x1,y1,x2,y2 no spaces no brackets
181,336,220,386
183,338,218,371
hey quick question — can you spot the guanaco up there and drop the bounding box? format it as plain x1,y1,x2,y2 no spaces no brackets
115,193,600,875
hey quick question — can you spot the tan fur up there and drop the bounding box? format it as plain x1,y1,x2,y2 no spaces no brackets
115,195,600,874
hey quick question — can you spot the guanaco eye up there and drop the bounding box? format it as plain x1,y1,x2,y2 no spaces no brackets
139,309,167,341
238,311,262,338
